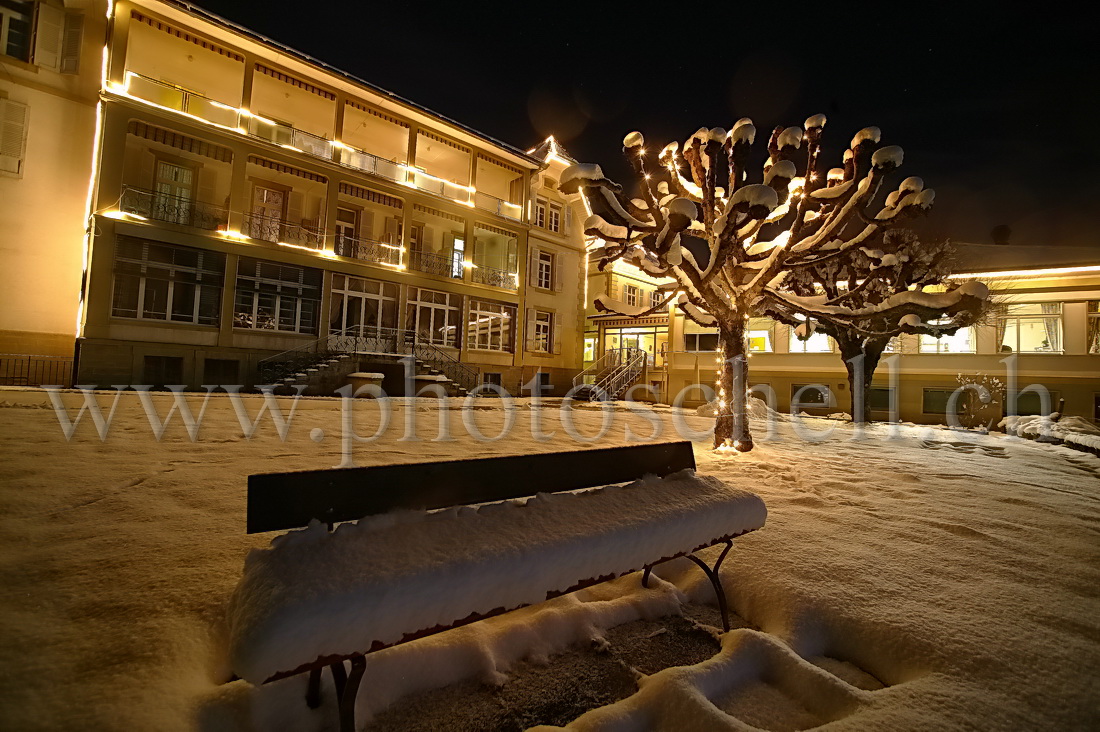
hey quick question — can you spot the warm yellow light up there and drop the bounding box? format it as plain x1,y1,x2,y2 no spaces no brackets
102,210,146,221
948,265,1100,279
462,260,477,269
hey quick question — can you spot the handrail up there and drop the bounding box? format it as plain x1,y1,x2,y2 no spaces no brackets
120,185,228,231
408,250,462,279
242,212,325,249
470,263,519,289
591,347,646,400
257,326,480,393
334,233,402,266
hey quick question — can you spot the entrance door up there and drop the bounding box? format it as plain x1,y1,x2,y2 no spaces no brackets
153,161,194,224
249,186,284,241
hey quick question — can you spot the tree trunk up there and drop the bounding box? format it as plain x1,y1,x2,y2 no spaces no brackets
714,320,753,451
841,337,885,424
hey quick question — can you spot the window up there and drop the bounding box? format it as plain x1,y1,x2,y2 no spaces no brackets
536,249,553,289
528,309,556,353
233,257,322,334
922,388,958,415
467,299,516,352
748,319,774,352
791,383,832,407
919,321,975,353
406,287,462,347
203,359,239,385
482,372,502,387
1009,390,1059,416
623,284,640,307
1,1,32,63
583,336,596,362
335,207,358,244
534,199,546,229
112,239,225,326
0,98,29,175
789,328,833,353
143,356,183,388
548,202,561,233
998,303,1062,353
328,274,398,335
1088,302,1099,355
650,290,664,310
685,332,719,352
868,386,894,412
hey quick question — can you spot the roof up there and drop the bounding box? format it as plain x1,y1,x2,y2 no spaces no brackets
162,0,541,168
953,243,1100,274
526,136,576,164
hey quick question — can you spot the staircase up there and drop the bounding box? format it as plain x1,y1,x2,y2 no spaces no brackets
572,347,647,402
257,327,480,397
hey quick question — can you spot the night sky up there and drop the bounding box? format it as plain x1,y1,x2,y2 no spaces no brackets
194,1,1096,250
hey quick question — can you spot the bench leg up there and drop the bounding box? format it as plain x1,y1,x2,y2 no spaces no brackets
686,540,734,632
306,667,322,709
339,655,367,732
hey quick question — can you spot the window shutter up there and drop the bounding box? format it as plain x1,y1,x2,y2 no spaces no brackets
552,312,562,355
0,100,29,175
385,216,398,244
60,12,84,74
33,3,65,71
552,252,565,292
422,225,434,251
564,204,573,236
361,211,374,240
525,308,536,351
527,245,538,287
287,190,303,224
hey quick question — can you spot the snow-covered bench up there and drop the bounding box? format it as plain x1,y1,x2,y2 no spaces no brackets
226,442,766,731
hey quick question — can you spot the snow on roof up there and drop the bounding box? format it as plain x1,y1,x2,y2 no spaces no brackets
226,470,766,683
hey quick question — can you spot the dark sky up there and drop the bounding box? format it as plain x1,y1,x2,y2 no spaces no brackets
195,1,1097,249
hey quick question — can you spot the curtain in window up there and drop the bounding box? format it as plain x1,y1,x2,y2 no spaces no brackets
1041,303,1061,351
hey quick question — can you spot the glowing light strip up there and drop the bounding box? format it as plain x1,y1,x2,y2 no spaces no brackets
948,265,1100,279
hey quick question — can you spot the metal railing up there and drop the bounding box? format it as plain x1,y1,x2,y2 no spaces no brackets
470,263,518,289
246,116,331,159
473,191,523,221
337,146,404,184
408,250,462,279
123,72,241,128
573,347,646,401
242,213,325,249
334,234,402,266
0,356,73,387
120,186,228,231
258,326,480,394
406,169,473,204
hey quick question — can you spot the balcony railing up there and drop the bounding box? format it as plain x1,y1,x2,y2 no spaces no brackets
407,169,473,205
246,116,331,159
334,233,402,266
408,250,462,279
471,263,518,290
336,146,404,185
474,191,523,221
242,213,325,249
120,186,228,231
123,72,241,128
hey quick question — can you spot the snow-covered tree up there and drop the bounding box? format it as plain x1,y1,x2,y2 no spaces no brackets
560,117,988,451
767,230,989,423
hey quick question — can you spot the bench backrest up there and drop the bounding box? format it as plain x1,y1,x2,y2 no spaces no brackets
247,441,696,533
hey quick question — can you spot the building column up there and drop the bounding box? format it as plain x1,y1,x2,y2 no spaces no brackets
226,142,251,232
105,0,132,88
322,176,341,254
217,254,238,348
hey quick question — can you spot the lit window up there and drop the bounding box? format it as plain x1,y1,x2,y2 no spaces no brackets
534,199,546,229
233,257,322,334
748,318,773,352
112,238,224,326
531,310,554,353
406,287,462,347
650,290,664,310
548,203,561,233
536,250,553,289
998,303,1062,353
789,328,832,353
623,284,639,307
919,320,975,353
467,299,516,353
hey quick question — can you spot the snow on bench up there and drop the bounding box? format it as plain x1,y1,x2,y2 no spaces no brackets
225,442,766,731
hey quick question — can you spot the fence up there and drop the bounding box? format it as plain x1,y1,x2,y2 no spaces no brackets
0,356,74,387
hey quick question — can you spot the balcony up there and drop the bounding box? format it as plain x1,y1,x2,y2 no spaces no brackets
336,145,404,185
120,186,229,231
245,115,331,159
408,250,462,279
406,169,473,205
122,72,241,129
471,264,518,290
334,234,402,267
242,213,325,250
474,191,523,222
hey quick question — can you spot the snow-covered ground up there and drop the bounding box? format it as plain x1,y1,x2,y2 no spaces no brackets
0,387,1097,731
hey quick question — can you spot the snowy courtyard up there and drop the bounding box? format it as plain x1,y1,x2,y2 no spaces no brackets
0,388,1098,731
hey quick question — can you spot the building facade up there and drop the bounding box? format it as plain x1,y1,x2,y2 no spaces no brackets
585,244,1100,423
1,0,587,394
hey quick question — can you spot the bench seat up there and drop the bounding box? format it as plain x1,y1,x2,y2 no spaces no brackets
227,468,766,685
